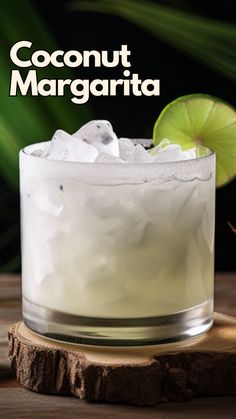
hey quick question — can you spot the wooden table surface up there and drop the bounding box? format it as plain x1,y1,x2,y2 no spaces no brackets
0,273,236,418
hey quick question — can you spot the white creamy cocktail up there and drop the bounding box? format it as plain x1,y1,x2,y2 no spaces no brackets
20,120,215,345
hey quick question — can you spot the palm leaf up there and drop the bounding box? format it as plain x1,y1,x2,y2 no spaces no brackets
0,0,92,188
70,0,236,83
0,0,92,270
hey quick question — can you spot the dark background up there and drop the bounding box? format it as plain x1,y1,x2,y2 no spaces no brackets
2,0,236,271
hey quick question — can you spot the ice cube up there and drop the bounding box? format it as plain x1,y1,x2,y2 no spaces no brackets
73,120,119,157
149,138,171,157
95,153,125,163
152,144,182,162
182,147,197,160
172,181,205,233
129,144,153,163
139,183,173,220
118,137,135,161
33,191,63,216
42,129,98,162
31,149,44,157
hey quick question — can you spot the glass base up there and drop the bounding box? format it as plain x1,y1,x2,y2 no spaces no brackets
23,297,213,346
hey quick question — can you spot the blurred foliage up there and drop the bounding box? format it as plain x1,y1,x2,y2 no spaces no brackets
1,0,236,271
1,0,91,188
228,222,236,234
0,0,91,271
71,0,236,84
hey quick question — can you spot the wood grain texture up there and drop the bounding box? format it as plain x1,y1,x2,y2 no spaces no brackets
8,313,236,406
1,273,236,417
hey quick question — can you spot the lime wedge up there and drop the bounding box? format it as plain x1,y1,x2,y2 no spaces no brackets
153,94,236,186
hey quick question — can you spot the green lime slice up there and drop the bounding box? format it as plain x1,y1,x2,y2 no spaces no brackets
153,94,236,187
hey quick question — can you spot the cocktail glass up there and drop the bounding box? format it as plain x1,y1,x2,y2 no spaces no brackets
20,140,215,345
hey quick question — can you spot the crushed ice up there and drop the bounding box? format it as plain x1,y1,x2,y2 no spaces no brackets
34,120,205,163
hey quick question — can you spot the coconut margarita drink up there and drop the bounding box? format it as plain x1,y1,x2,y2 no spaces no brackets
20,119,215,345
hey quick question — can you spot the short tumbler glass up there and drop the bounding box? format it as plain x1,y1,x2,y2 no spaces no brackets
20,140,215,345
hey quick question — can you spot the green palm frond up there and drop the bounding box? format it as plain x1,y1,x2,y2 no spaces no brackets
0,253,21,273
0,0,91,188
0,0,92,271
70,0,236,83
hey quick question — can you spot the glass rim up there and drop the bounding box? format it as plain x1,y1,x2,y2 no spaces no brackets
20,140,215,167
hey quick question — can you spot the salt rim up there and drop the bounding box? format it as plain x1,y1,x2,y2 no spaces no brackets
20,143,215,186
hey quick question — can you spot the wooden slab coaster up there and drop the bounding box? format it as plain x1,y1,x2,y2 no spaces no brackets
8,313,236,406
